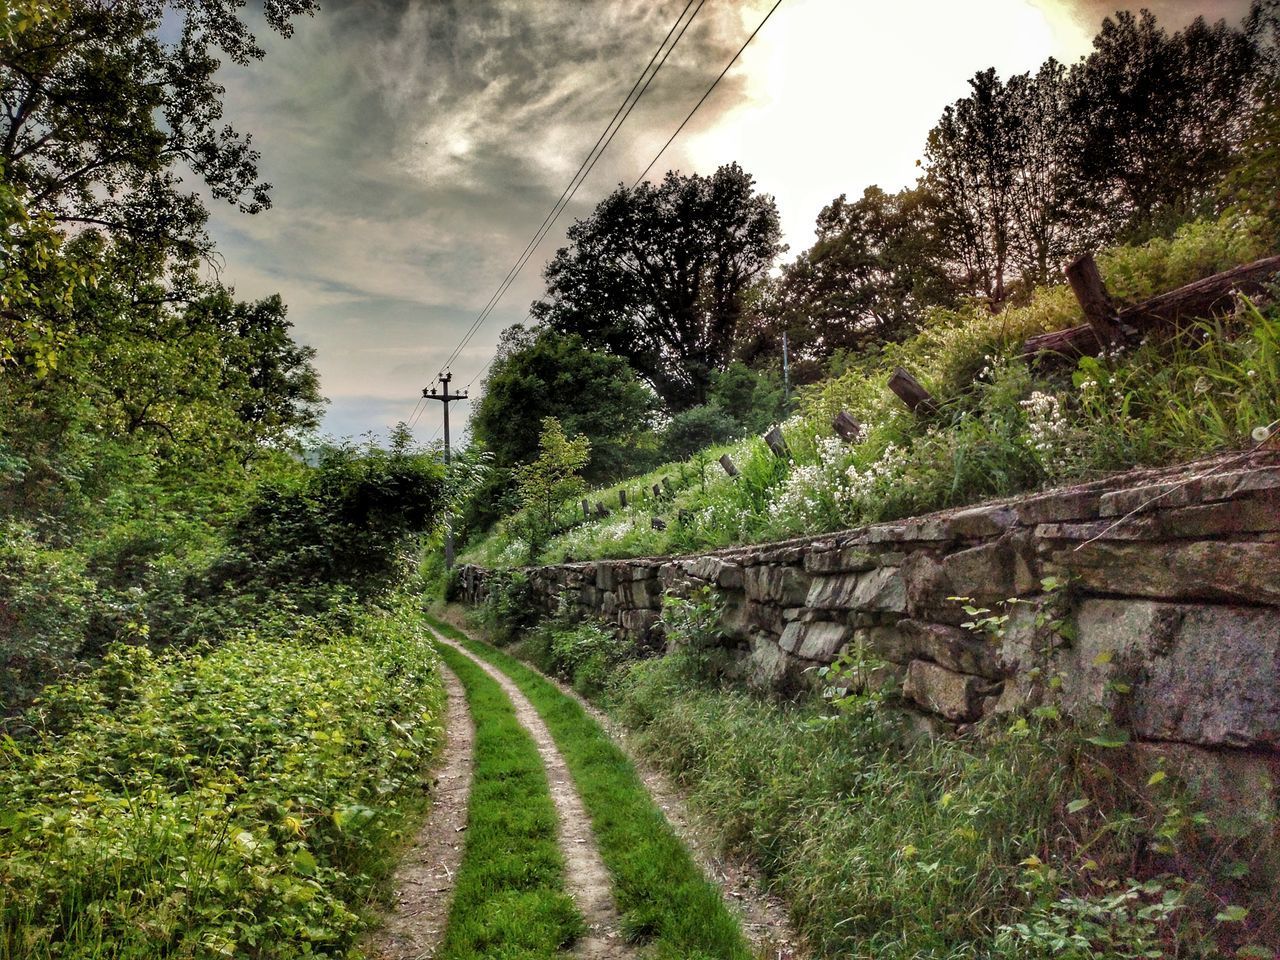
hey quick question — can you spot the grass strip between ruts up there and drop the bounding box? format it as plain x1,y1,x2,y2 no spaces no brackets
426,615,755,960
432,641,584,959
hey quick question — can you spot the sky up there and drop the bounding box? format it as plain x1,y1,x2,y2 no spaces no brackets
203,0,1253,444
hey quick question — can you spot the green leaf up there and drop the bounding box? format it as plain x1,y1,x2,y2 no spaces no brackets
1146,771,1167,787
293,849,317,876
1066,798,1091,814
1086,729,1131,748
1215,905,1248,923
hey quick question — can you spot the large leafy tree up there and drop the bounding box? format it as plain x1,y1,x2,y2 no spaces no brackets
751,185,954,366
1069,9,1270,242
1,0,318,256
534,163,783,411
471,325,654,484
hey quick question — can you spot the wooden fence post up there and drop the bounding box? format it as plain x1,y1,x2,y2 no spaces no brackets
718,453,740,477
832,410,863,442
1065,252,1124,345
888,367,937,414
763,425,789,458
651,516,667,531
619,489,628,508
581,499,590,520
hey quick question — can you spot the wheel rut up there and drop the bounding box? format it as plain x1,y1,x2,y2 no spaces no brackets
368,664,474,960
430,630,638,959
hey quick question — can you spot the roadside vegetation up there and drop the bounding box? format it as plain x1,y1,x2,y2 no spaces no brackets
427,615,755,960
459,596,1278,960
0,603,445,959
431,643,583,959
459,215,1280,570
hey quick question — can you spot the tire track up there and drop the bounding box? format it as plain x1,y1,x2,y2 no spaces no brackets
429,630,638,959
368,664,474,960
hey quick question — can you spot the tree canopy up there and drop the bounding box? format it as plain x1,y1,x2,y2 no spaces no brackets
534,163,783,411
471,326,654,484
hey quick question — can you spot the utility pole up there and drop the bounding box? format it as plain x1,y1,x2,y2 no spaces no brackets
782,330,791,412
422,372,468,570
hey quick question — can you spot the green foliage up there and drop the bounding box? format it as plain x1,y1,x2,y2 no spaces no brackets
0,602,445,959
517,618,636,700
432,641,583,958
471,326,656,485
512,418,590,563
608,659,1247,959
463,214,1279,569
660,403,740,461
535,163,783,410
194,434,445,623
1,0,320,256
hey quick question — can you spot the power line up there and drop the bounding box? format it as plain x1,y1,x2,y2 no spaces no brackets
452,0,787,418
633,0,785,187
427,0,708,383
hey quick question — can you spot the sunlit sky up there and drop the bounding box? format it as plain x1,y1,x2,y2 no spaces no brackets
203,0,1249,442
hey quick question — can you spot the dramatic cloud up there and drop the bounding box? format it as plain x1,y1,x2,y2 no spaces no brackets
201,0,1253,442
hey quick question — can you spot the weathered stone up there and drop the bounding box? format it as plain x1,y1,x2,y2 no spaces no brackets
620,608,659,636
942,537,1038,601
1070,600,1280,749
596,563,619,591
851,566,907,612
618,576,662,609
786,620,854,661
744,633,807,694
805,573,861,609
806,567,906,613
902,660,990,722
685,556,745,589
804,546,876,575
946,504,1018,539
1014,488,1103,525
744,564,813,606
1052,541,1280,606
1100,464,1280,517
1130,742,1280,838
897,619,1002,679
744,601,786,635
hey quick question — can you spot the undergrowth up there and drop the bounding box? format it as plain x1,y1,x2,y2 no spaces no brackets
432,642,583,959
0,602,444,959
426,614,754,960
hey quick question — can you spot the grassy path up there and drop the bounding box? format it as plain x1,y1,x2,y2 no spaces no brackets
432,642,583,959
425,616,756,960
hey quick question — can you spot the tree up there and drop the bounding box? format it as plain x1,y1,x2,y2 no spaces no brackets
471,326,654,484
752,186,953,365
1069,9,1270,242
514,418,590,562
0,0,318,257
534,163,783,411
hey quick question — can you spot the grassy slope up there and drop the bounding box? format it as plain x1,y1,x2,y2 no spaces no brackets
461,215,1278,569
432,642,583,960
426,614,755,960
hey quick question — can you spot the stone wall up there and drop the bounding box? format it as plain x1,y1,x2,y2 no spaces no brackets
458,452,1280,827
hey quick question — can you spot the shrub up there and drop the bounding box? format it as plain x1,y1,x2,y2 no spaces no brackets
0,602,444,959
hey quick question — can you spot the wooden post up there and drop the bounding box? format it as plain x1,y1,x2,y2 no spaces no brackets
651,516,667,531
619,489,628,508
652,483,661,498
888,367,937,414
582,499,590,520
832,410,863,442
595,502,609,519
718,453,740,478
662,477,673,496
763,425,789,458
1065,252,1124,346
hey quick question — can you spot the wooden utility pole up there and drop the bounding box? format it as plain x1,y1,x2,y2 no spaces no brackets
422,372,468,570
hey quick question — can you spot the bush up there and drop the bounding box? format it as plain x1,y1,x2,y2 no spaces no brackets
0,601,444,959
660,403,740,461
